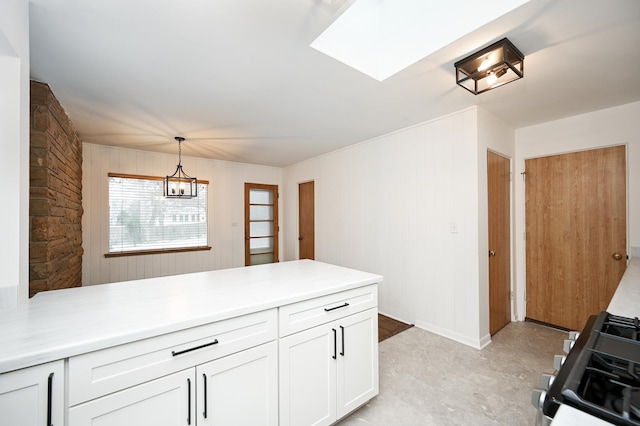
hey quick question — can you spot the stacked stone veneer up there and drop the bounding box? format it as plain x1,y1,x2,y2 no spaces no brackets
30,81,83,296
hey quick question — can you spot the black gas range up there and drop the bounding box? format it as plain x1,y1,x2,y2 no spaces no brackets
533,311,640,425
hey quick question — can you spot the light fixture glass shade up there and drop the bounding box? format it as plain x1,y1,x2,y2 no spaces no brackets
455,37,524,95
164,137,197,199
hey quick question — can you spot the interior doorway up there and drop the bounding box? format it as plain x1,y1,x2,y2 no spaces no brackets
487,150,511,335
298,181,315,260
525,145,627,330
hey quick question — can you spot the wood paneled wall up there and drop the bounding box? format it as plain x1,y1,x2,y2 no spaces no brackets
82,143,282,286
283,108,504,348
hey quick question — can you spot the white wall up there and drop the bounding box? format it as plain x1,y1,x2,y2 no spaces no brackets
283,107,511,348
0,0,29,308
514,101,640,318
82,143,283,285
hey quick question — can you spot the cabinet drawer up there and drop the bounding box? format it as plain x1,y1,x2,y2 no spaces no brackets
69,309,277,406
279,285,377,337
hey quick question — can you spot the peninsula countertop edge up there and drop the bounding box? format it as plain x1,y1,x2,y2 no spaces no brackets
0,260,383,374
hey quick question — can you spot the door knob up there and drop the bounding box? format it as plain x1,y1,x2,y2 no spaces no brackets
489,250,496,257
298,236,303,241
612,253,623,261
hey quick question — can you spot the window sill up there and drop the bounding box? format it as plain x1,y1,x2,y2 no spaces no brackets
104,246,212,258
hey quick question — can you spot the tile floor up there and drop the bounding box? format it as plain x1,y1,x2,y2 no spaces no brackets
339,321,566,425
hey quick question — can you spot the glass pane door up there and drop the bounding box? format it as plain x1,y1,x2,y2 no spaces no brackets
245,184,278,266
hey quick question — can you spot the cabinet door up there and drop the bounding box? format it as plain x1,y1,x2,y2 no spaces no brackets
0,360,64,426
197,341,278,426
336,308,379,418
279,322,336,426
69,369,194,426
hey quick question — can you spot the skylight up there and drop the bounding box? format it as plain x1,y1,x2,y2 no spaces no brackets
311,0,529,81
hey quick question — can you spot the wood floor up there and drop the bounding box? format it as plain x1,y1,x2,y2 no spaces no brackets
378,314,413,342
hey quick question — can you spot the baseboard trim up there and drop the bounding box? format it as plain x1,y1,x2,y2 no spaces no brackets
377,311,413,325
414,320,492,350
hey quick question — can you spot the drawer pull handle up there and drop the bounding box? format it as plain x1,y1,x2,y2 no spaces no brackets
324,302,349,312
47,372,54,426
332,328,337,359
187,378,191,425
340,325,345,356
172,339,219,357
202,373,208,419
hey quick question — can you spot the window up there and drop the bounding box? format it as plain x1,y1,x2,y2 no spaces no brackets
107,173,210,256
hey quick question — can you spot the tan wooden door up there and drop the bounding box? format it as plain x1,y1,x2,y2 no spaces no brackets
298,181,315,260
525,146,627,331
244,183,279,266
488,151,511,335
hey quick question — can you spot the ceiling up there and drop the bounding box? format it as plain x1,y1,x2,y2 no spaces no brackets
29,0,640,167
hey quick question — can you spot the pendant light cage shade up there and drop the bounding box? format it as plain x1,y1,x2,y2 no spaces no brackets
455,37,524,95
164,137,197,199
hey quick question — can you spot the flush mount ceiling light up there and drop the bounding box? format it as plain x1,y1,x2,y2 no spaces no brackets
164,137,197,198
454,37,524,95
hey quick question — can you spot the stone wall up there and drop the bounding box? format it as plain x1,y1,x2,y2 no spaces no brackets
30,81,83,296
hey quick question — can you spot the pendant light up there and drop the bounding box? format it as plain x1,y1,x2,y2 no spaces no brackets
164,137,197,198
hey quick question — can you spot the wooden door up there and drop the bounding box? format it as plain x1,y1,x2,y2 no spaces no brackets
245,183,279,266
525,146,627,331
299,181,315,260
488,151,511,335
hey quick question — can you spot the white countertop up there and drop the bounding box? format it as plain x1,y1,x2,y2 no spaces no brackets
606,257,640,317
551,257,640,426
0,260,382,374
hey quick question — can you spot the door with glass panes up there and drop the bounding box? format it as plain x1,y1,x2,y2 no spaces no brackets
244,183,279,266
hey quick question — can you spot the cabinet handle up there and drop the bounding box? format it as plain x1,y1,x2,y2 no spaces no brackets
340,325,345,356
202,373,208,419
187,378,192,425
172,339,219,357
324,302,349,312
332,328,337,359
47,372,54,426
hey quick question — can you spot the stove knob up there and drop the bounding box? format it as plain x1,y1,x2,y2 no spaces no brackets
531,388,547,410
553,355,566,371
568,331,580,340
563,339,575,353
540,374,555,390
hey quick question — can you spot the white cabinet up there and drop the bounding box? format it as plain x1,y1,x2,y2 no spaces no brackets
68,310,278,426
280,322,337,426
197,340,278,425
0,360,64,426
69,342,278,426
336,309,378,417
278,285,378,426
69,368,194,426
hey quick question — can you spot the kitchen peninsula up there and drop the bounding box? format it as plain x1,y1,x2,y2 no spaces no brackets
0,260,382,425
